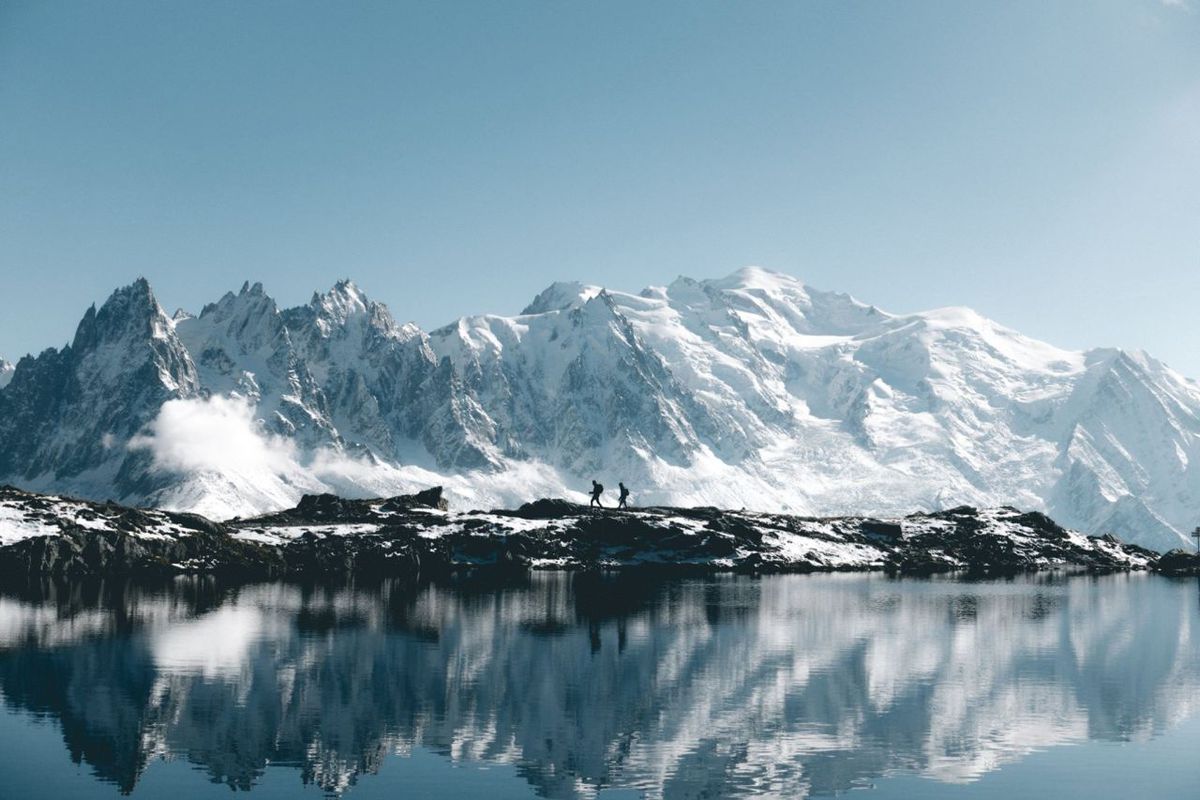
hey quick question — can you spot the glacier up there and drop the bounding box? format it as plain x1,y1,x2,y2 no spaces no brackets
1,267,1198,551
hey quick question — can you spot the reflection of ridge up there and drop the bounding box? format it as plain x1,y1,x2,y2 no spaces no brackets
0,637,159,792
0,574,1196,798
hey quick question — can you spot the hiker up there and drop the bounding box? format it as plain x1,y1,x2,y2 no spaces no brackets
618,482,630,509
589,480,604,508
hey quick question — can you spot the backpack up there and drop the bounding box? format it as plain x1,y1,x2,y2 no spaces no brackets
594,483,604,494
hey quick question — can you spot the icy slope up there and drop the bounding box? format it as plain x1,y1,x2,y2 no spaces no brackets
2,269,1198,550
430,268,1200,550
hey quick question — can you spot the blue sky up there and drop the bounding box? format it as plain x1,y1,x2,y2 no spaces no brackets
1,1,1198,374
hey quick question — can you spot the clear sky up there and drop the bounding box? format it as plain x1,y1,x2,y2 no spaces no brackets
1,1,1198,375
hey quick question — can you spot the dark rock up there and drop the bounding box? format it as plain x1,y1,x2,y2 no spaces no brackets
507,498,587,519
885,549,957,576
292,494,373,520
0,528,283,579
282,532,421,577
381,486,448,512
1154,549,1200,576
860,520,903,540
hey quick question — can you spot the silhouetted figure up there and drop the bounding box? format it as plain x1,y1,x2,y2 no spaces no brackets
590,481,604,508
618,482,630,509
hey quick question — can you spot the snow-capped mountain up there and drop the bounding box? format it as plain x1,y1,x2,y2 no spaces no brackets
0,359,13,390
2,268,1198,550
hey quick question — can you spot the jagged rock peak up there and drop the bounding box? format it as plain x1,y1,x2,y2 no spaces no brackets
102,276,158,313
300,278,418,341
311,278,368,317
197,280,279,321
71,277,174,351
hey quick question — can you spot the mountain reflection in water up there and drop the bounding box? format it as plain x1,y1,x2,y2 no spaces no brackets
0,573,1196,798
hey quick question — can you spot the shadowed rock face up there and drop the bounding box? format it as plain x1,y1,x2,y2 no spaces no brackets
0,486,1166,579
0,280,200,490
0,573,1196,797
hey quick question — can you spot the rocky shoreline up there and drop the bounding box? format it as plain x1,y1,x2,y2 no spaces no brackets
1,485,1195,579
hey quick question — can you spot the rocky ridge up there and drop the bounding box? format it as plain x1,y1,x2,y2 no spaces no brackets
0,485,1175,579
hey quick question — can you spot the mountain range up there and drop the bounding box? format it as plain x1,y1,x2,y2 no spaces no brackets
2,267,1198,551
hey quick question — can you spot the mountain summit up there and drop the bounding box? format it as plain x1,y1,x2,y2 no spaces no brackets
2,269,1198,550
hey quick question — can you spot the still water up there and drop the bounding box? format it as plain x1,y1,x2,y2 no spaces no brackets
0,572,1196,799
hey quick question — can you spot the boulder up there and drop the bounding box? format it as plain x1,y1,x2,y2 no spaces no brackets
381,486,448,512
1155,549,1200,576
508,498,587,519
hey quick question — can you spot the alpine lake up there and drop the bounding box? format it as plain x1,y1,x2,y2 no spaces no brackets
0,571,1197,799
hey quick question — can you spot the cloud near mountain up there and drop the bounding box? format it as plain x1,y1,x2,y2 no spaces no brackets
130,395,295,476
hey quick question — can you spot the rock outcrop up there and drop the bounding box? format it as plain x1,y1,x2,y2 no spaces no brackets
1154,549,1200,576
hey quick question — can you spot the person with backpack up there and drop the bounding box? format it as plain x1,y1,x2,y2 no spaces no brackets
618,482,630,509
589,480,604,508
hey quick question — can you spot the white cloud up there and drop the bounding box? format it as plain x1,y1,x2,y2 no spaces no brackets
125,394,583,518
129,395,298,475
151,604,272,679
123,395,812,518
